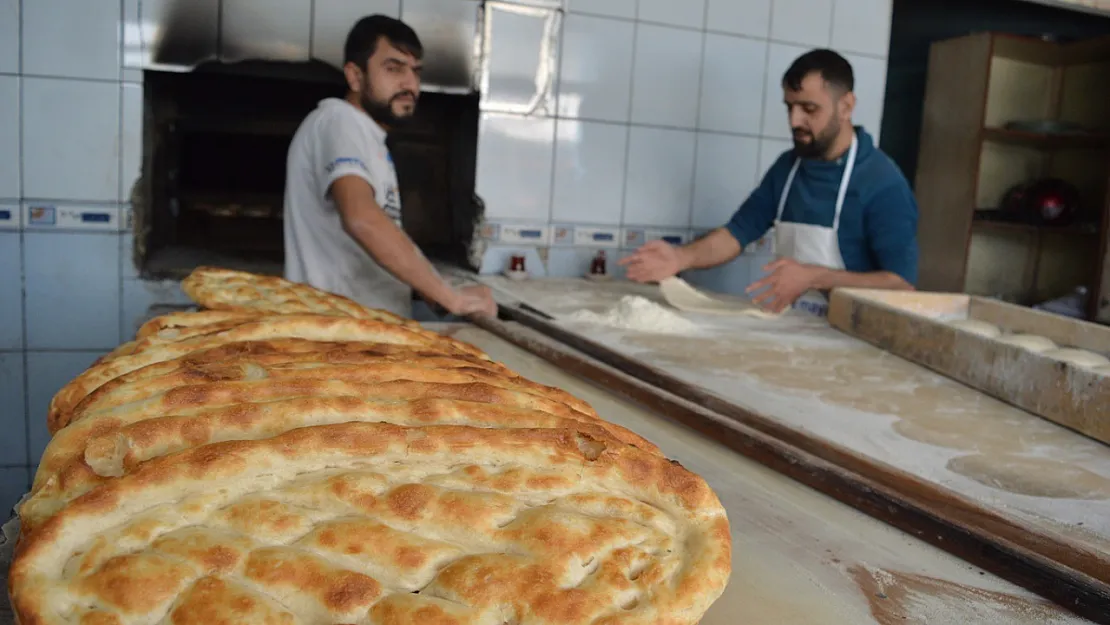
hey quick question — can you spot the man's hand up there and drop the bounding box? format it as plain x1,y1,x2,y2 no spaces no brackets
746,258,823,314
619,241,686,283
445,284,497,317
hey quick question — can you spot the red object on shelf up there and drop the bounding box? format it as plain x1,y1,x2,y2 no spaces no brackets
509,254,526,273
590,250,607,276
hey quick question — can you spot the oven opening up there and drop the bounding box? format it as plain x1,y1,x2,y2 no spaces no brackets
134,60,482,280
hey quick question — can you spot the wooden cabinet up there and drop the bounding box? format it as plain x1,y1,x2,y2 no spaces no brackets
914,32,1110,323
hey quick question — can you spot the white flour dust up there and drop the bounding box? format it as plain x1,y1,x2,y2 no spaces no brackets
564,295,698,335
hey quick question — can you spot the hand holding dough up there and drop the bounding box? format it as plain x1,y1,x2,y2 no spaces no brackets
659,277,783,318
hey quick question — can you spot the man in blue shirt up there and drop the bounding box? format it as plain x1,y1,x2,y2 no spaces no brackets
621,49,918,317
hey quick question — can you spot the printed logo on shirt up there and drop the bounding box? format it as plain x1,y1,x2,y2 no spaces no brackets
325,157,370,175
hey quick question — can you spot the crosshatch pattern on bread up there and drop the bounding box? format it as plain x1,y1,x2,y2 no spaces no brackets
11,267,731,625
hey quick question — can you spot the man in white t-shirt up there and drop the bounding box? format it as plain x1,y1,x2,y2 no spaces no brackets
283,14,496,318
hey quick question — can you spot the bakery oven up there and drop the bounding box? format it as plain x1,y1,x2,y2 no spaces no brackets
129,0,488,280
135,64,481,279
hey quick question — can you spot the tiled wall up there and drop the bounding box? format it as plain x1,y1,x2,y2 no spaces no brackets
475,0,893,294
0,0,892,514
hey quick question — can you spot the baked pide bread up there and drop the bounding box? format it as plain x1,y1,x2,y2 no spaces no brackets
182,265,422,327
11,268,731,624
12,424,730,625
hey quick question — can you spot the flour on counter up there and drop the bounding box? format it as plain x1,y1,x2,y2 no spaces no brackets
564,295,698,334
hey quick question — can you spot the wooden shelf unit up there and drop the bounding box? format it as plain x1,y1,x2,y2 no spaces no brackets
914,32,1110,323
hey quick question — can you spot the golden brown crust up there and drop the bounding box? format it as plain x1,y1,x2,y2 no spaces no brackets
181,266,423,327
135,309,265,340
12,423,729,625
22,395,658,533
47,315,489,432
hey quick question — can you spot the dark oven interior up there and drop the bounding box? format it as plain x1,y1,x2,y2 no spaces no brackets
135,61,482,279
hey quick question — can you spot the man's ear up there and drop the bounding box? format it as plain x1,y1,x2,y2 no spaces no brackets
840,91,857,121
343,62,363,93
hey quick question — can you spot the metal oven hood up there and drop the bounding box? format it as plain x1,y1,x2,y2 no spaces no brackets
135,0,490,93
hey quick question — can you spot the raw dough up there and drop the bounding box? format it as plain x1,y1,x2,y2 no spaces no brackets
659,277,782,318
564,295,699,334
947,318,1002,338
996,333,1057,353
1042,347,1110,369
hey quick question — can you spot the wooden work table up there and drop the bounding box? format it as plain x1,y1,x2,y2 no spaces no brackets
460,275,1110,622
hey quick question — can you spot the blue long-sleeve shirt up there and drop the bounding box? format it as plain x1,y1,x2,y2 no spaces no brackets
725,127,919,285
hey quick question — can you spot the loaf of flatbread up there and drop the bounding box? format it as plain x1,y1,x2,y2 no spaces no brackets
11,269,731,625
182,265,423,327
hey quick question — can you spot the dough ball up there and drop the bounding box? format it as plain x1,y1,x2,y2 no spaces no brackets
948,319,1002,338
1042,348,1110,369
996,333,1057,353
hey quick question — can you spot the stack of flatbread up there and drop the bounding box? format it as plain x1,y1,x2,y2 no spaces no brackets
9,266,731,624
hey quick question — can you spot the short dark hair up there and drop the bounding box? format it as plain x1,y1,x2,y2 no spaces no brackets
343,15,424,68
782,49,854,93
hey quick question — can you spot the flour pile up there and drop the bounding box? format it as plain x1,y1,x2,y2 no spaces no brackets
564,295,698,334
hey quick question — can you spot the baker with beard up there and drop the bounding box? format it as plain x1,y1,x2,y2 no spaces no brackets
283,15,496,318
620,49,918,317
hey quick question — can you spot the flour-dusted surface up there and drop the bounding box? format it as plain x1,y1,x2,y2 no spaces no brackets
564,295,699,334
441,323,1094,625
479,276,1110,559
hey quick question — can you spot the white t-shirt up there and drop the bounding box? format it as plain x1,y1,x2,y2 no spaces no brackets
283,98,411,316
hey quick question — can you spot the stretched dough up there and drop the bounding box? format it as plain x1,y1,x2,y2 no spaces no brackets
997,333,1057,353
659,277,783,318
947,319,1001,338
1042,347,1110,369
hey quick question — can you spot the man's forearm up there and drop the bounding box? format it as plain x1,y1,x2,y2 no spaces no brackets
345,219,457,308
810,267,914,291
677,228,743,271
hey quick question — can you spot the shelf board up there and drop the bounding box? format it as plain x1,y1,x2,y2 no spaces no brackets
981,127,1110,149
971,217,1100,236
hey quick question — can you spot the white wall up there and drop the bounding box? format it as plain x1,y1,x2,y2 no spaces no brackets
0,0,892,507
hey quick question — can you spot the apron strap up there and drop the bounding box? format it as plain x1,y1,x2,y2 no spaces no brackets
832,134,858,231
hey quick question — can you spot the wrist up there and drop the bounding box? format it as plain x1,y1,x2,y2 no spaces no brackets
808,265,835,290
675,245,695,273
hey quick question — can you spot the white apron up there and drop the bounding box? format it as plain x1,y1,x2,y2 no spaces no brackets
772,135,857,318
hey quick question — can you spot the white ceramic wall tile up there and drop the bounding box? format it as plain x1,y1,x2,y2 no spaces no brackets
0,352,26,466
478,246,548,276
0,0,18,74
761,42,810,139
630,24,703,129
0,468,29,517
0,232,21,350
482,4,559,115
845,53,888,141
476,113,555,222
832,0,892,58
122,0,141,68
557,14,635,122
638,0,706,29
23,78,120,202
312,0,401,68
546,247,599,278
22,0,120,80
120,83,143,202
770,0,833,48
221,0,312,63
565,0,636,19
551,120,628,225
0,76,18,199
623,126,697,227
692,133,760,229
23,232,121,350
705,0,772,39
699,34,766,135
759,137,793,177
120,233,139,279
26,350,104,464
